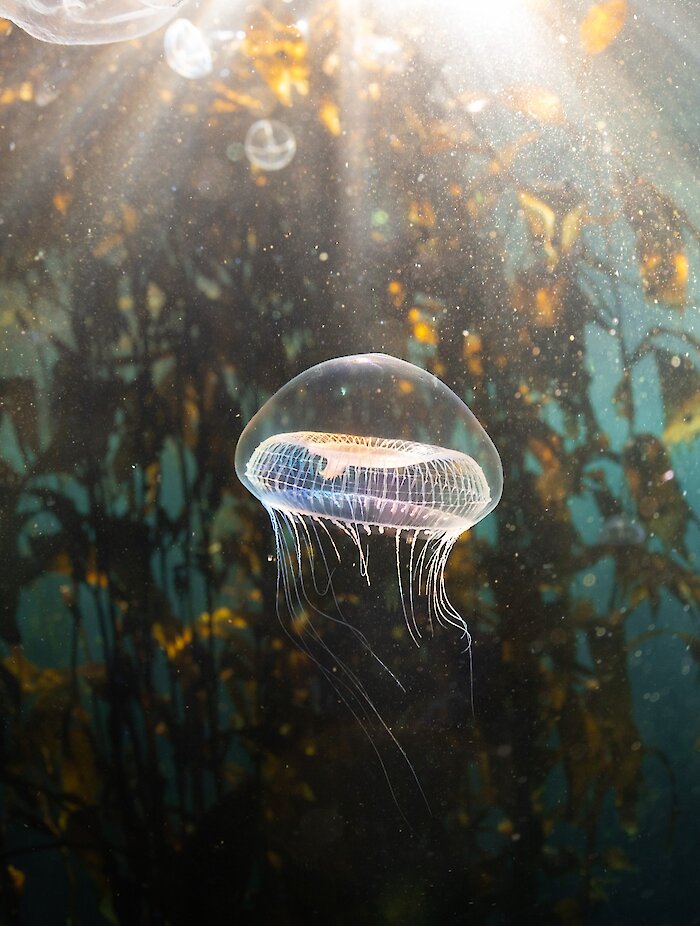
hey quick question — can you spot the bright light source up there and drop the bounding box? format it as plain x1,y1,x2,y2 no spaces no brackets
458,0,528,34
362,0,537,64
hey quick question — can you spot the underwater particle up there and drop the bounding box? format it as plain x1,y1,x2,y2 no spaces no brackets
598,514,645,546
34,79,62,107
371,209,390,227
226,142,244,162
235,353,502,651
244,119,296,171
164,18,213,79
0,0,185,44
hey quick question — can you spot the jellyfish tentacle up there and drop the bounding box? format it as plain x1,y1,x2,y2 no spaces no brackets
304,515,407,694
395,528,421,647
267,508,427,817
408,529,420,638
298,609,427,824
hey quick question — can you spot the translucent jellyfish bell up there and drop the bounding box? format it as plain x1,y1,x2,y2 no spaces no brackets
244,119,296,172
164,18,242,80
599,514,645,546
164,18,213,79
236,353,502,648
0,0,185,44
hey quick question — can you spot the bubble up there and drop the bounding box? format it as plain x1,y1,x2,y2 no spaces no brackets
0,0,185,44
244,119,296,172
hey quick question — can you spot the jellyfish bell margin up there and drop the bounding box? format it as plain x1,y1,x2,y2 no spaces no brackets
0,0,185,44
235,353,503,648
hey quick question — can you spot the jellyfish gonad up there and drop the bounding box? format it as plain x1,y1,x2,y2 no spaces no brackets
235,353,502,802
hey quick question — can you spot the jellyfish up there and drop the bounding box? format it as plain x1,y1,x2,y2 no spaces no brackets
163,17,242,80
238,353,498,679
164,18,213,79
236,354,502,802
0,0,184,44
599,514,645,547
244,119,296,172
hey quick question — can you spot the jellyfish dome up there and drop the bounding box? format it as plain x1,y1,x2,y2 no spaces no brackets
244,119,296,172
236,353,502,646
164,18,213,79
0,0,185,45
